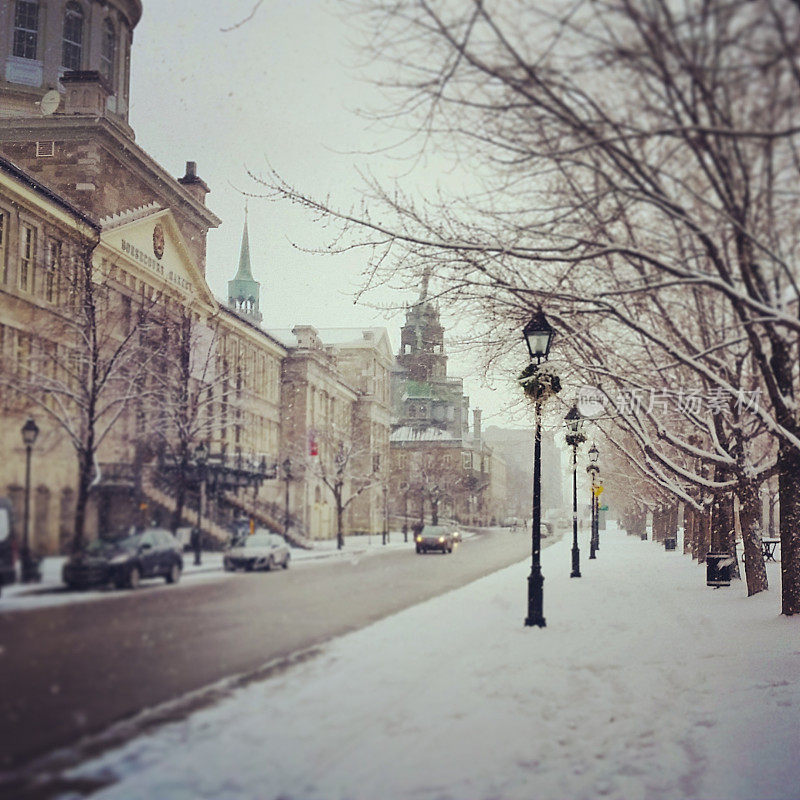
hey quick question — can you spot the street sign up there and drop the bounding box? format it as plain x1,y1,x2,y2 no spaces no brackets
599,504,609,511
593,485,604,497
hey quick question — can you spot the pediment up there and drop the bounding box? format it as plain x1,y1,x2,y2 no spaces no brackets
100,207,217,308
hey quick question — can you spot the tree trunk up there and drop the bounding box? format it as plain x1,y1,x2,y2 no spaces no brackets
171,454,189,534
711,492,739,578
737,479,768,596
778,443,800,615
697,506,711,564
336,497,344,550
72,448,93,553
684,505,695,557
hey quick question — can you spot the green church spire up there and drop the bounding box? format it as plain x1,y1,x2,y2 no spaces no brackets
227,205,262,323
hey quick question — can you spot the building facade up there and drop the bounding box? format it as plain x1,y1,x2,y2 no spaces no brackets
389,283,508,528
0,0,396,554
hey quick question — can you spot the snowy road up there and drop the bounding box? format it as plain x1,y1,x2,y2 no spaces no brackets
22,523,799,800
0,527,533,777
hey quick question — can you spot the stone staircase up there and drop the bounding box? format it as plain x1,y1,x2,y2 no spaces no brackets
223,491,313,550
141,474,230,545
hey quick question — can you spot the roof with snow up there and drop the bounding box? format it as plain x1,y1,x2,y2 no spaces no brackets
390,426,458,443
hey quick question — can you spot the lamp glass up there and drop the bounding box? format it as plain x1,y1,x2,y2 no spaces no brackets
564,405,583,433
522,311,554,360
589,444,599,463
21,418,39,447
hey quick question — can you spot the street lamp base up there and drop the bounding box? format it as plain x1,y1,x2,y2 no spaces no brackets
524,616,546,627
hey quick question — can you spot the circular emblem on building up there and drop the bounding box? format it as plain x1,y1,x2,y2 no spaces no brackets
153,224,165,260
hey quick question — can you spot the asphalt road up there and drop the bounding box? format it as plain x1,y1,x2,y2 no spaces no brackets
0,528,535,775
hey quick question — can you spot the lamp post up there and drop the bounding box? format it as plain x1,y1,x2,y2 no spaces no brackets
400,481,409,542
20,418,40,583
282,456,292,538
193,442,208,566
521,310,556,628
587,443,600,559
565,405,586,578
382,482,389,545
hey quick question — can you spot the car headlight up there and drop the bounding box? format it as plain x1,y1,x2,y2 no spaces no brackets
416,536,422,542
438,537,444,543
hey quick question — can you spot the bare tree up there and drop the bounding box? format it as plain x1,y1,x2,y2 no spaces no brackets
146,308,230,533
260,0,800,613
291,429,380,549
0,237,163,552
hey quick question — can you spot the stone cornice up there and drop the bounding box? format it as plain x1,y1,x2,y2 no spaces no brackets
0,115,222,229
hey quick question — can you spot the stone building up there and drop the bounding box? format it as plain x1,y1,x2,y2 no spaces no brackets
389,280,508,527
267,325,393,540
0,0,284,553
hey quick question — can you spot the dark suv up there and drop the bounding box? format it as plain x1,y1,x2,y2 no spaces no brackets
63,528,183,590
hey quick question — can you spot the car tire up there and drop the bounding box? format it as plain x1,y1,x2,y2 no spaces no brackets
282,554,290,569
223,558,234,572
166,562,181,584
127,565,141,590
245,562,254,572
265,557,273,571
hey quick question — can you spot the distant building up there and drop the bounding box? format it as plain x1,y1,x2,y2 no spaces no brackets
389,276,506,527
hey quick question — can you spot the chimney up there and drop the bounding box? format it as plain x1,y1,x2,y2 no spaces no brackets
178,161,210,205
473,408,482,442
292,325,321,350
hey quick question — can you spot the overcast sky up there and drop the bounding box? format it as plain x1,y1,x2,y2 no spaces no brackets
129,0,524,427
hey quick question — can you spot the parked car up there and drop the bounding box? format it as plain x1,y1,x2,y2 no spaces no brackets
224,531,290,571
415,525,454,554
62,528,183,590
0,498,15,594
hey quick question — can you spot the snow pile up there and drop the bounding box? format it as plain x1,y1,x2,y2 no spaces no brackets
62,525,799,800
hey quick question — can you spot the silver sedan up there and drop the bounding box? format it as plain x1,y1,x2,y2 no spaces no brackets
224,531,291,572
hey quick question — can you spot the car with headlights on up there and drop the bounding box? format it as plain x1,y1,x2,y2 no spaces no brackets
62,528,183,590
224,531,290,571
415,525,454,554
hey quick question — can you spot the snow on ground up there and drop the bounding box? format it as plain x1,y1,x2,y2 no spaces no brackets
55,524,799,800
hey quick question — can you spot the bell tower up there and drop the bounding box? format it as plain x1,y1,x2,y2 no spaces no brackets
227,207,262,324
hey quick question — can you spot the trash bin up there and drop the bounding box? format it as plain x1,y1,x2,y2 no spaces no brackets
664,537,677,551
706,552,733,587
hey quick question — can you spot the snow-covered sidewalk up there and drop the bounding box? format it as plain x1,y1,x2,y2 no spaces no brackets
54,523,799,800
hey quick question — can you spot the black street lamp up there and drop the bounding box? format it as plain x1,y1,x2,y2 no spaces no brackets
20,418,40,583
400,481,409,542
193,441,208,566
282,456,293,538
382,483,389,545
565,405,586,578
587,443,600,559
521,310,556,628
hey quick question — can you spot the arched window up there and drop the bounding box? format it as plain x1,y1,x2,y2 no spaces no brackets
62,3,84,71
100,18,116,83
13,1,39,60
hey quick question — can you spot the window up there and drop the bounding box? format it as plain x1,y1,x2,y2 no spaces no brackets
0,211,7,283
13,1,39,60
19,224,35,292
62,3,84,71
100,18,116,83
46,239,61,302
